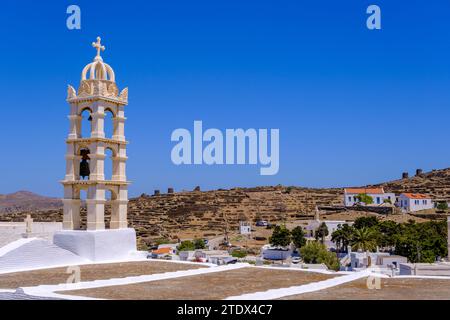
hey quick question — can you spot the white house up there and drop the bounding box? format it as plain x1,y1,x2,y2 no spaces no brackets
397,193,433,212
239,221,251,235
350,252,389,270
194,250,231,264
400,263,450,276
178,250,196,261
350,252,407,273
344,188,395,206
305,220,352,239
261,245,293,261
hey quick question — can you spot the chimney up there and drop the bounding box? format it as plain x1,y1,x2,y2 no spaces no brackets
416,169,423,176
402,172,409,179
154,190,160,196
168,187,174,194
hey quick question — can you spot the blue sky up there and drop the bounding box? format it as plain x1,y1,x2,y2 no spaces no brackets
0,0,449,197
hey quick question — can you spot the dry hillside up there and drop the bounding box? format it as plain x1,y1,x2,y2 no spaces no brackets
1,168,449,246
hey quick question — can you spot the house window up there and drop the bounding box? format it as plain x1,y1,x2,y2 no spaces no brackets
348,196,352,202
376,197,381,204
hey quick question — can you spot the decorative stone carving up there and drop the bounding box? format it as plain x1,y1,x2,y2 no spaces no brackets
107,82,119,97
91,80,104,96
119,87,128,102
67,85,77,100
78,80,92,97
72,38,127,102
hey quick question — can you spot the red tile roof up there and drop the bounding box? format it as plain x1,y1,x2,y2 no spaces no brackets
402,193,430,199
152,247,173,255
344,188,385,194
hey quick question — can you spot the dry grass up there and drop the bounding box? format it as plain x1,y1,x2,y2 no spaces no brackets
280,277,450,300
60,267,336,300
0,261,205,289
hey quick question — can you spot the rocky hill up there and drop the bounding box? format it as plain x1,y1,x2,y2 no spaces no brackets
0,191,62,214
373,168,450,202
0,168,448,246
127,186,343,243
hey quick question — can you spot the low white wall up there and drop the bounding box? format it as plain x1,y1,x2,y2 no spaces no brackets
0,222,62,248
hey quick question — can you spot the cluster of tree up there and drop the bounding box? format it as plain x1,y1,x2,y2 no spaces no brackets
299,241,340,271
331,216,448,263
315,222,329,243
269,224,339,270
269,225,307,249
356,193,374,205
353,193,394,205
177,239,206,252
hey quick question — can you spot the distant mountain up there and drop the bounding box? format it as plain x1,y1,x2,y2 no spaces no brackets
0,168,448,245
0,191,62,214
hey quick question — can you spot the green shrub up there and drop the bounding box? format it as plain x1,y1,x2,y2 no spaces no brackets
300,241,340,271
269,225,291,247
291,226,307,249
437,202,449,212
194,238,206,249
231,250,248,258
177,240,195,252
356,193,374,205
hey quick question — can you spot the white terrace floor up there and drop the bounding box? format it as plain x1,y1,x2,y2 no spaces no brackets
1,239,450,300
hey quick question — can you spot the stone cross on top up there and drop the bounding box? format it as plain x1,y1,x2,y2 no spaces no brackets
92,36,105,60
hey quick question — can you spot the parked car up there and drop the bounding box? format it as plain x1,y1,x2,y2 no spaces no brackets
291,256,301,264
254,236,267,241
256,220,268,227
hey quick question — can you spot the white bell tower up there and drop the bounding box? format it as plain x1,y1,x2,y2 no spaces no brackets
54,37,136,261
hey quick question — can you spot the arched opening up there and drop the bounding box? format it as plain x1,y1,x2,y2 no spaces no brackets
79,148,91,180
94,63,106,80
105,188,118,229
104,147,114,181
78,188,88,230
104,108,115,139
80,108,93,138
